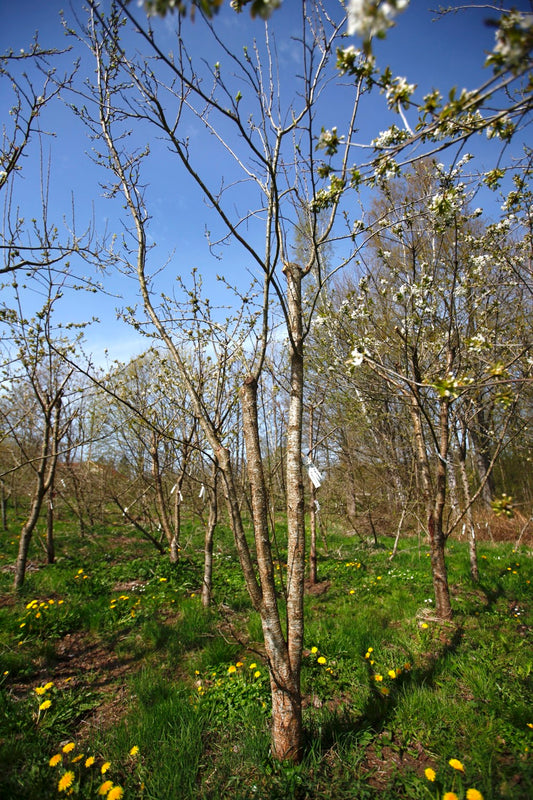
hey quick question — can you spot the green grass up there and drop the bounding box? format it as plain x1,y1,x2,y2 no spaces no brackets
0,515,531,799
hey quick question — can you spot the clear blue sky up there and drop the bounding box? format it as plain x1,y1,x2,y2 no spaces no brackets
1,0,530,364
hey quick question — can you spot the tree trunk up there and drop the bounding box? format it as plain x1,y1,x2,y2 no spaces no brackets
270,676,303,762
46,497,55,564
1,480,8,531
241,372,303,762
430,396,453,620
309,484,318,585
14,483,47,590
202,463,218,608
457,427,479,582
409,376,453,621
150,432,176,559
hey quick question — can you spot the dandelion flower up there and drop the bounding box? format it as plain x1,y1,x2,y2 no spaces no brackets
449,758,465,772
388,669,396,679
424,767,436,782
39,699,52,711
236,662,243,668
527,723,533,729
317,656,327,665
254,670,261,678
421,622,429,629
72,754,83,763
62,742,75,754
58,771,75,792
227,665,237,674
35,686,47,695
374,674,383,682
381,686,390,696
85,756,95,767
443,794,459,800
44,681,54,691
98,780,114,795
49,753,62,767
249,663,257,670
129,746,139,757
466,790,484,800
101,761,111,774
107,787,124,800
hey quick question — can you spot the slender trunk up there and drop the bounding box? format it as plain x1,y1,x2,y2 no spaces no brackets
14,394,62,590
241,374,303,762
457,424,479,582
470,402,496,507
409,384,452,621
1,480,7,531
150,432,176,559
14,482,47,589
429,392,453,620
46,497,55,564
309,484,318,585
308,406,317,585
202,463,218,608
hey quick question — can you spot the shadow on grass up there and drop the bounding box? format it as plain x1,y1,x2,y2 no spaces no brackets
305,620,465,757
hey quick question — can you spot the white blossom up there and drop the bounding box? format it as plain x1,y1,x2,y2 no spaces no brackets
349,348,365,367
346,0,409,40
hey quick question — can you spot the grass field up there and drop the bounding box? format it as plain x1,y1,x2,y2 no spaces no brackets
0,518,531,799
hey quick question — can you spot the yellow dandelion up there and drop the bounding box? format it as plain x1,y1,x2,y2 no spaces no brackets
421,623,429,629
254,670,261,678
98,780,114,795
101,761,111,774
227,665,237,674
527,723,533,729
159,577,167,582
34,686,47,695
129,746,139,757
381,686,390,695
107,786,124,800
62,742,75,754
466,790,484,800
44,681,54,691
49,753,62,767
374,674,383,681
449,758,465,772
236,662,243,668
72,754,83,763
443,794,459,800
39,699,52,711
249,663,257,670
317,656,327,665
349,589,355,594
424,767,436,782
388,669,396,679
85,756,95,767
58,771,75,792
310,647,318,654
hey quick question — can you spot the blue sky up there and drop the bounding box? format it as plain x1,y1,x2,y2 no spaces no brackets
1,0,531,365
